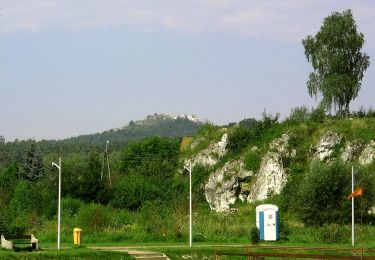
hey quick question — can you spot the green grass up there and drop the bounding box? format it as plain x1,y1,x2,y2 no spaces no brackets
0,246,131,259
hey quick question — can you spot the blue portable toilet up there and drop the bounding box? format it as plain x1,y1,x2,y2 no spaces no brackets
256,204,279,241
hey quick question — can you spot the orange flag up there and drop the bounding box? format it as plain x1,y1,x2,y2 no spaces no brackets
348,187,364,200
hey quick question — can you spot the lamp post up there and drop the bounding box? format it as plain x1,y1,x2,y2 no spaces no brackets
52,158,62,250
184,161,192,248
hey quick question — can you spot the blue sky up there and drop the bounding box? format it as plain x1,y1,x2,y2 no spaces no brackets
0,0,374,141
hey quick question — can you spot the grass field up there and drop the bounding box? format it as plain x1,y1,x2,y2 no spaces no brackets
3,240,375,259
0,246,131,259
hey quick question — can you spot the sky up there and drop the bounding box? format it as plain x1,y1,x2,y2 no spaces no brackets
0,0,374,141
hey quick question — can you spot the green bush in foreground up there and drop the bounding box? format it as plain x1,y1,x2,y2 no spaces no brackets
250,227,260,244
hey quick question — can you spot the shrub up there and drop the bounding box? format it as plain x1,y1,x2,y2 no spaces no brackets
297,160,374,226
351,107,375,118
310,106,326,123
110,175,159,211
193,232,207,242
320,224,349,244
278,216,290,240
0,212,9,235
227,126,252,153
75,203,110,231
138,201,171,240
62,197,83,217
8,214,28,235
228,111,279,154
191,165,211,202
244,152,261,171
250,227,260,244
287,106,310,123
239,118,258,128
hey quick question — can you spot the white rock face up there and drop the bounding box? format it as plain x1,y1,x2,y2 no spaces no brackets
269,133,290,155
315,131,342,161
246,152,287,202
341,141,363,162
359,140,375,165
188,133,228,168
204,160,252,212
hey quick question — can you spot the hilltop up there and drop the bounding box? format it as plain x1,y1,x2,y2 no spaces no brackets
62,113,203,146
0,113,203,164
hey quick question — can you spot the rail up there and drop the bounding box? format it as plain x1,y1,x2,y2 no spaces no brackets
214,245,375,259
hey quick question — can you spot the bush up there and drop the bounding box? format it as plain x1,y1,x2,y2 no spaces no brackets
228,111,279,153
193,232,207,242
75,203,110,231
278,216,290,240
110,175,159,211
191,165,212,203
287,106,310,123
310,106,326,123
8,214,28,235
250,227,260,244
320,224,349,244
0,212,9,235
297,160,374,226
244,152,261,171
62,197,83,217
227,126,253,153
138,201,172,240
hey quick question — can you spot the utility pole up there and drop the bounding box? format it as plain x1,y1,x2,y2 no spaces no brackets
101,141,112,188
52,158,62,250
352,166,355,246
184,161,192,247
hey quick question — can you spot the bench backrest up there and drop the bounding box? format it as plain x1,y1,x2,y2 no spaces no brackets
3,235,31,240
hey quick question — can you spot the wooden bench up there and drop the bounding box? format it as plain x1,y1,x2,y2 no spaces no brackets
1,234,39,251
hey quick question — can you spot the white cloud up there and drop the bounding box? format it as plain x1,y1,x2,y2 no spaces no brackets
0,0,374,44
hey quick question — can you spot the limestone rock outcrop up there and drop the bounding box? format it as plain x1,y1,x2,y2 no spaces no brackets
269,133,290,155
188,133,228,168
341,140,363,162
204,133,291,211
316,131,342,160
204,160,252,212
246,152,287,202
359,140,375,165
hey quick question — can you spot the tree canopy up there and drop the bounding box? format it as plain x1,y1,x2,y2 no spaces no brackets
303,9,370,116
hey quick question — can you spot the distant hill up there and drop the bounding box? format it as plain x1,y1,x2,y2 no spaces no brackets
63,113,203,147
0,113,204,164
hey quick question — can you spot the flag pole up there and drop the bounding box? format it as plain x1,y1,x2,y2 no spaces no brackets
352,166,354,246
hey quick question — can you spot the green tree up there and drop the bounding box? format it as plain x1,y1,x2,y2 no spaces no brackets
114,137,180,210
303,9,370,116
79,150,108,203
20,142,44,181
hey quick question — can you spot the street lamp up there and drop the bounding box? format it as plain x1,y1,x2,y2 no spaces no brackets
52,158,62,250
183,161,192,248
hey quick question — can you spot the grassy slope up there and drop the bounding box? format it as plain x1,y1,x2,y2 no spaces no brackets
178,117,375,245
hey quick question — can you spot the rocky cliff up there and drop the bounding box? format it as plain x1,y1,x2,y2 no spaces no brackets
184,120,375,212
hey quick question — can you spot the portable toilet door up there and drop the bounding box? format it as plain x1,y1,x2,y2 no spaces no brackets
255,204,279,241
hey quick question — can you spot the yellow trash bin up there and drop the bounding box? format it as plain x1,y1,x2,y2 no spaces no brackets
73,228,82,246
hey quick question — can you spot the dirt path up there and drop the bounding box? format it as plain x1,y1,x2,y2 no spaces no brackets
90,246,171,259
